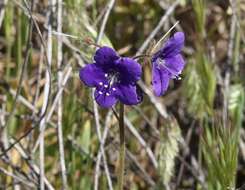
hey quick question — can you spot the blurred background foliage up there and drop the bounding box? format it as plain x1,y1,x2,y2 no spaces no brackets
0,0,245,189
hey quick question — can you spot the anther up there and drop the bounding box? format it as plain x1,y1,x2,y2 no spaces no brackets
106,92,110,96
99,82,103,86
105,73,108,77
99,91,103,95
112,88,116,91
104,84,108,88
176,76,182,80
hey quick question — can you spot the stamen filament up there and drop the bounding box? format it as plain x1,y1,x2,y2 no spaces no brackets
157,58,181,80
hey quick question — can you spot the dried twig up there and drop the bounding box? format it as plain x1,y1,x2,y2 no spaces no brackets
0,0,8,28
96,0,115,44
4,0,35,131
177,155,207,190
126,150,156,187
9,89,39,113
32,66,73,152
112,108,158,168
0,0,53,159
95,110,114,190
136,0,180,55
56,0,68,188
39,0,54,188
175,124,194,189
0,167,35,188
124,117,158,168
93,0,115,189
223,0,239,128
8,139,55,190
32,46,44,117
0,96,9,151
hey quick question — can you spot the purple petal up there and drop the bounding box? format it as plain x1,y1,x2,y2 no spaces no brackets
165,54,185,76
114,84,142,105
94,88,117,108
157,32,185,59
94,46,119,69
116,58,142,84
79,64,106,87
152,62,170,96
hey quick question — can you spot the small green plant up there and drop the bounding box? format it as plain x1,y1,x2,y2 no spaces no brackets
202,84,244,190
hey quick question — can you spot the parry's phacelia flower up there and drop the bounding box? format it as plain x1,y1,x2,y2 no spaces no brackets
79,46,142,108
151,32,185,96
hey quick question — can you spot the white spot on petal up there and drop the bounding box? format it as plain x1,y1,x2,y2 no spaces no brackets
105,73,108,77
104,84,108,88
112,88,116,91
99,82,103,86
99,91,103,95
106,92,110,96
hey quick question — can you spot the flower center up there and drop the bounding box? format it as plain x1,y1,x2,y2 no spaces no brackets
107,72,120,86
156,58,181,80
97,71,119,96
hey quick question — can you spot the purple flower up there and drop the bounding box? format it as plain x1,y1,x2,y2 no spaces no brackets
151,32,185,96
79,46,142,108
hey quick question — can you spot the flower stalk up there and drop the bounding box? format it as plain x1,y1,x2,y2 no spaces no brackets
118,102,125,190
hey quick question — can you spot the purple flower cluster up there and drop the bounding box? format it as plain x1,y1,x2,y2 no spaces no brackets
79,32,185,108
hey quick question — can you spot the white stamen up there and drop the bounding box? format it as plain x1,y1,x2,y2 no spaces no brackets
99,82,103,86
157,58,181,80
104,84,108,88
157,58,166,67
106,92,110,96
176,76,182,80
105,73,108,77
99,91,103,95
112,88,116,91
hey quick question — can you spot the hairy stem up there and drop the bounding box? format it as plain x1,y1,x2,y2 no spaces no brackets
118,103,125,190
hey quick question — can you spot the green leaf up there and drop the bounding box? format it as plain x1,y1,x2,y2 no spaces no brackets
80,120,91,154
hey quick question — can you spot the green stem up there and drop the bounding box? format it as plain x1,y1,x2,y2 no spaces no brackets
118,103,125,190
16,8,22,75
